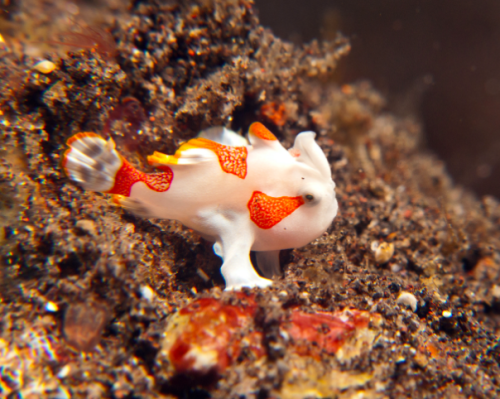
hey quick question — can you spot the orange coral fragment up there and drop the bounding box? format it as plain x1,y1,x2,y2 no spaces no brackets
259,102,287,127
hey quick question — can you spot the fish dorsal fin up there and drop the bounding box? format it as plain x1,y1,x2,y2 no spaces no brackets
290,132,332,181
148,128,248,168
148,136,248,179
247,122,284,151
198,126,249,146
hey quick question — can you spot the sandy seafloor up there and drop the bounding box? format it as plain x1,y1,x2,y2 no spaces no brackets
1,0,500,398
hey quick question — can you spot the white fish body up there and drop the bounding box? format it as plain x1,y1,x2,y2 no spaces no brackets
63,123,338,290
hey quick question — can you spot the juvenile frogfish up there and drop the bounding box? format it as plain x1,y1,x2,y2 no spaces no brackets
63,123,338,290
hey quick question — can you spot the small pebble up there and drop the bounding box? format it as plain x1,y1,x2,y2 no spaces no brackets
396,291,418,312
442,310,452,318
75,219,97,236
123,223,135,234
45,301,59,312
299,291,310,299
196,268,210,282
34,60,56,74
63,301,109,352
140,285,155,302
492,285,500,298
53,387,71,399
57,364,71,378
375,242,395,264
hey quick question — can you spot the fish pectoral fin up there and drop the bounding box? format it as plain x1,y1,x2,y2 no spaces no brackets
112,195,155,218
254,250,281,279
207,214,272,290
147,151,176,167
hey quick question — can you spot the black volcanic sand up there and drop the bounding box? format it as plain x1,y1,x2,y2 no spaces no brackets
1,1,500,398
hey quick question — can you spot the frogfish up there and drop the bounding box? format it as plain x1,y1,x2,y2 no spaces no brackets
63,123,338,290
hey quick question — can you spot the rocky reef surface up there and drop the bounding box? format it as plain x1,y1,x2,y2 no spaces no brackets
1,0,500,398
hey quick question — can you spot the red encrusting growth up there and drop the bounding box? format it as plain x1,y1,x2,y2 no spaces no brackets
168,295,262,375
249,122,278,141
107,158,173,196
247,191,305,229
285,310,370,358
163,297,380,378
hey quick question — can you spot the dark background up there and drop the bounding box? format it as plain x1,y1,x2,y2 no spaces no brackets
255,0,500,199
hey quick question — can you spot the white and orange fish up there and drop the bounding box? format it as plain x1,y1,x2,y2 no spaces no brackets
63,123,338,290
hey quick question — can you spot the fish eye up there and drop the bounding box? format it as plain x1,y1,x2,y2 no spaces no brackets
304,194,314,202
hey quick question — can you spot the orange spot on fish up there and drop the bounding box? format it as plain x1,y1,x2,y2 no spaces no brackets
186,138,248,179
247,191,305,229
249,122,278,141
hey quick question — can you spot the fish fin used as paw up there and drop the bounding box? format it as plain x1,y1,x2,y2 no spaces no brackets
254,250,281,279
112,195,155,218
207,214,273,290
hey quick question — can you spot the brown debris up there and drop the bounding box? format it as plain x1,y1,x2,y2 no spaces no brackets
63,300,109,352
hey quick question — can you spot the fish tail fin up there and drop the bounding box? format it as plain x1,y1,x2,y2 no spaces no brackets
64,132,174,197
63,132,123,193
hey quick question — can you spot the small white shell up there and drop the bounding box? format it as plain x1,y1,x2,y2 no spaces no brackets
34,60,56,74
45,301,59,312
57,364,71,378
375,242,394,264
140,285,155,302
75,219,97,236
397,291,418,312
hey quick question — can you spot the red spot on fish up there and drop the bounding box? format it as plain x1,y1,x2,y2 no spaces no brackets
248,191,305,229
108,158,173,196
